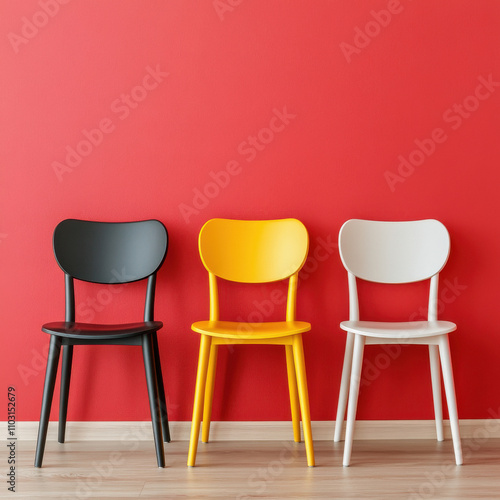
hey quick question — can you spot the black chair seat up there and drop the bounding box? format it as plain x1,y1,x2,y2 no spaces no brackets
42,321,163,339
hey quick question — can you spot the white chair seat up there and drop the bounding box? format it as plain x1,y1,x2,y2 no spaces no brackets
340,320,456,338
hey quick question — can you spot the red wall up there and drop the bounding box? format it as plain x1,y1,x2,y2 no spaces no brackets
2,1,500,423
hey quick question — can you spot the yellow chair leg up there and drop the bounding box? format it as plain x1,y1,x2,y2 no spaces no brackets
202,344,218,443
292,334,315,467
187,335,212,467
285,345,301,442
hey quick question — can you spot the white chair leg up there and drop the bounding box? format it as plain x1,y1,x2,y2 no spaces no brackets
438,335,463,465
429,345,444,441
343,334,365,467
334,331,355,442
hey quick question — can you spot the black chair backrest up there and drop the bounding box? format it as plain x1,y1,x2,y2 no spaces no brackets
53,219,168,284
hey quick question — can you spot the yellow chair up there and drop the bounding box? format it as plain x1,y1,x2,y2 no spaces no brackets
187,218,315,467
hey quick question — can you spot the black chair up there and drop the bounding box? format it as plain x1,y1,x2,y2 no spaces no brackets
34,219,170,468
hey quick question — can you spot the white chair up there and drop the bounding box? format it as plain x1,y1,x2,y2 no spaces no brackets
334,219,462,466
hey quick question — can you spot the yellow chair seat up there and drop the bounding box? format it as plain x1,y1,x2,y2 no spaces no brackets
192,320,311,340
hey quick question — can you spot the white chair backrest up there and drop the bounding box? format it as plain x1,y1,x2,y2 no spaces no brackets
338,219,450,284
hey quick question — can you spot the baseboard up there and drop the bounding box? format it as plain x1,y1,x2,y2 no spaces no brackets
3,419,500,441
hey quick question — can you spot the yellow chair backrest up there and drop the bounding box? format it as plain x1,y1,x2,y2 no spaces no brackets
198,218,309,283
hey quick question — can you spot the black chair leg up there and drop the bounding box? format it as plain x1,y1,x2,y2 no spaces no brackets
152,333,170,442
35,335,62,467
58,344,73,443
142,334,165,467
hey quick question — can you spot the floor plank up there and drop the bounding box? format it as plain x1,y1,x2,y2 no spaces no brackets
4,439,500,499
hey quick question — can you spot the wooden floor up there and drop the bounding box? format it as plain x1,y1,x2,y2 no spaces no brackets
6,438,500,499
